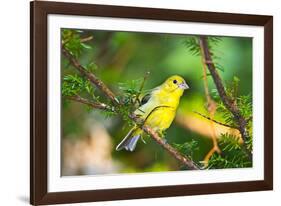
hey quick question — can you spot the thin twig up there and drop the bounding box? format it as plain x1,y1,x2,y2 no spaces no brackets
62,47,200,170
193,111,237,129
80,36,93,43
198,36,249,143
65,95,112,111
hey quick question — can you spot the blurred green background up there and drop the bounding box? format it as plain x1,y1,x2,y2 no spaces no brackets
61,29,252,176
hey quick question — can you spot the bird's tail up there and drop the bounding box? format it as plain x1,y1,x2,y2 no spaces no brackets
116,127,142,152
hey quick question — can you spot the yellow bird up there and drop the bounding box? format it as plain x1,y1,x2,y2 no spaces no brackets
116,75,189,151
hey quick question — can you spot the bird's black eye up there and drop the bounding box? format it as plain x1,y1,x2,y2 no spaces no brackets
173,80,177,84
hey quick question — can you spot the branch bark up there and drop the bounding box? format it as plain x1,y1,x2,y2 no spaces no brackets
198,36,249,143
80,36,93,43
65,95,112,111
128,113,200,169
62,47,200,170
143,127,200,169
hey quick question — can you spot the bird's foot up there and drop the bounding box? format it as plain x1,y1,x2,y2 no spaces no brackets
158,130,167,138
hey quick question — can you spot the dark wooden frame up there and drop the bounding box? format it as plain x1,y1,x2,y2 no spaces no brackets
30,1,273,205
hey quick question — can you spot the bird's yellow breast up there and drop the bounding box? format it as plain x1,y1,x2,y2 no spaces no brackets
145,106,176,132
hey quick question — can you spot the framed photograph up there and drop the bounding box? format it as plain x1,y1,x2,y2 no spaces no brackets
30,1,273,205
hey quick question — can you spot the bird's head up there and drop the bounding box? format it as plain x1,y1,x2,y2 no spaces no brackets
161,75,189,95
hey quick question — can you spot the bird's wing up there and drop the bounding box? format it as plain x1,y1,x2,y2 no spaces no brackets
134,92,158,118
134,93,151,117
134,86,162,118
140,93,151,106
139,86,160,106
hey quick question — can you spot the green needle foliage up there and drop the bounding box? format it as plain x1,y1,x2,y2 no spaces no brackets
173,139,199,160
183,36,222,57
207,79,253,169
183,36,201,56
62,74,94,97
208,134,252,169
183,36,224,73
118,78,143,108
212,77,253,151
106,72,150,126
62,29,92,58
183,36,253,169
62,29,97,99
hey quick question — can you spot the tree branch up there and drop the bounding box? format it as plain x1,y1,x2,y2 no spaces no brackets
139,119,200,170
62,47,200,170
198,36,249,143
65,95,112,111
62,48,119,105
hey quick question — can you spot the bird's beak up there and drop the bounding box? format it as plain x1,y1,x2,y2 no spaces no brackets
179,82,189,90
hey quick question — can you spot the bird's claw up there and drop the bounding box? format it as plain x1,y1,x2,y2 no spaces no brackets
158,130,167,138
